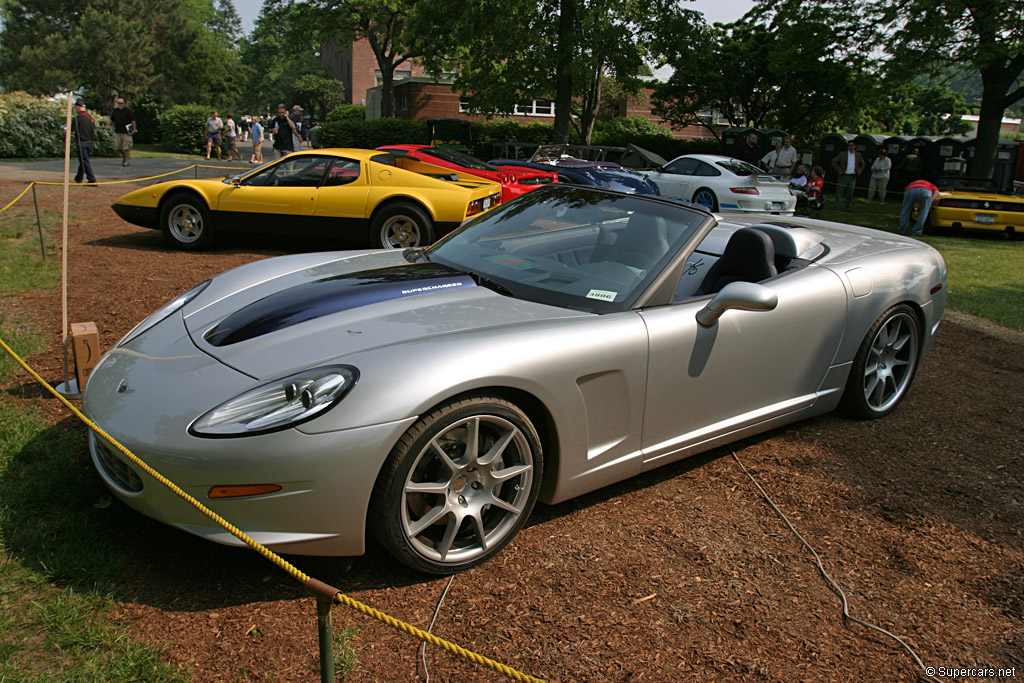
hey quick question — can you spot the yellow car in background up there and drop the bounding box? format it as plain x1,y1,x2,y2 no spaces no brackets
112,149,503,250
927,176,1024,239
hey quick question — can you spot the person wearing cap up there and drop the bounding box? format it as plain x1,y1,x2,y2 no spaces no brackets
109,97,136,167
205,109,223,161
290,105,304,151
71,100,98,184
269,104,296,158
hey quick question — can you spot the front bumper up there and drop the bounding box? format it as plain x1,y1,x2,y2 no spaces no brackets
112,203,159,230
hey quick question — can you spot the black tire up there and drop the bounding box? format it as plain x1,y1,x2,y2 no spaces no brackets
840,304,921,419
159,192,216,250
370,201,434,249
691,187,719,212
370,395,543,574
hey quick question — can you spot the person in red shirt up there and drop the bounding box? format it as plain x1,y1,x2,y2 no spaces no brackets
899,179,939,236
805,166,825,200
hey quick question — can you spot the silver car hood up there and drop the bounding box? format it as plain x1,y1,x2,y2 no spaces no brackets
182,249,590,379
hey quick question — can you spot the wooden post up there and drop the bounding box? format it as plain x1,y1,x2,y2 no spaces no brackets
31,184,46,259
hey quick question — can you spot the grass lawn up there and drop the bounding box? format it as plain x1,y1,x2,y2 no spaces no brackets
815,197,1024,331
130,143,202,160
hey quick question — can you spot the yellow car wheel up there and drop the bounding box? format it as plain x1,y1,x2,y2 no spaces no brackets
371,202,434,249
160,192,216,250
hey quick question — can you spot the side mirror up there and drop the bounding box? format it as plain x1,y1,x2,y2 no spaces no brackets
696,281,778,327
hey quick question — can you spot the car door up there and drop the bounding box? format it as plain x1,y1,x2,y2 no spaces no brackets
646,157,700,200
638,265,847,469
216,155,331,233
312,157,373,240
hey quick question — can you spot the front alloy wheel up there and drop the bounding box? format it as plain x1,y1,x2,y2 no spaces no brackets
842,305,920,418
371,396,542,574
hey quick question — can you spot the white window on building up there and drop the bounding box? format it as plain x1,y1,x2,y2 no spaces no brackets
513,100,555,117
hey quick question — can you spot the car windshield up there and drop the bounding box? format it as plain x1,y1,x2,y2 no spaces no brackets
422,148,501,172
717,159,763,176
427,186,708,313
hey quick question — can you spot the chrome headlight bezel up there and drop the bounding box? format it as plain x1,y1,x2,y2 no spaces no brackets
117,280,212,347
189,365,359,438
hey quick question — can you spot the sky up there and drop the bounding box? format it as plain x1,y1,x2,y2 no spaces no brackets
231,0,756,35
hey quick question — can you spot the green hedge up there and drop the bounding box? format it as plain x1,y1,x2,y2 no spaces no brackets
0,92,115,159
158,104,210,155
318,117,427,150
325,105,367,123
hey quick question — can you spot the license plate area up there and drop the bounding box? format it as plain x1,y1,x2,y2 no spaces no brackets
768,202,784,210
975,213,996,224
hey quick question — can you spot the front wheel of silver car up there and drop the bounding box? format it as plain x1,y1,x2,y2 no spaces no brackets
841,304,921,419
370,395,543,574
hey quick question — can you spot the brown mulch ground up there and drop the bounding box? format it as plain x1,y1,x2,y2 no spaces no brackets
2,179,1022,682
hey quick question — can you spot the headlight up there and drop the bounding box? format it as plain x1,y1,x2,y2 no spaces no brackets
117,280,211,347
189,365,358,437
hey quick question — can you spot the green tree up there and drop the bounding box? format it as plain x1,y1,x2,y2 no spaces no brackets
416,0,699,144
278,0,424,118
653,3,871,143
878,0,1024,177
238,1,340,117
864,80,974,136
0,0,245,113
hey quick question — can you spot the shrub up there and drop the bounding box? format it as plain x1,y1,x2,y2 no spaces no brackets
318,118,427,149
591,116,674,146
326,105,367,123
158,104,210,155
0,92,115,159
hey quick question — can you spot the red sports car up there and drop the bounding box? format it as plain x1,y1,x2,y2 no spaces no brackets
376,144,557,203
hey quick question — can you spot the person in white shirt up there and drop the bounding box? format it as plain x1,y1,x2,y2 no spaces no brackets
773,137,798,177
761,142,781,174
867,149,892,204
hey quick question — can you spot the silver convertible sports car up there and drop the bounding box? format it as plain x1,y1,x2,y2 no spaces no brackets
83,186,947,574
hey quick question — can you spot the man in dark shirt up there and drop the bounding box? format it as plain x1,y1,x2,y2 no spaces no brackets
269,104,295,158
736,132,761,166
109,97,136,167
71,100,97,184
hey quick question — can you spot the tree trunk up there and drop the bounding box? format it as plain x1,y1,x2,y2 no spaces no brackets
970,71,1010,179
552,0,576,143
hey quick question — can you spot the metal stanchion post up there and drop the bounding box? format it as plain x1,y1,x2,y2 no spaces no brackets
31,184,46,259
194,164,198,179
316,595,335,683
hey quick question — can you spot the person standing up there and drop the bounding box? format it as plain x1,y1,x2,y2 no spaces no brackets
736,132,761,166
224,112,242,160
895,147,924,184
761,141,781,174
205,109,223,161
773,137,799,177
899,179,940,237
290,105,304,151
71,100,97,184
831,141,865,211
109,97,136,167
269,104,295,158
867,149,892,204
249,116,263,164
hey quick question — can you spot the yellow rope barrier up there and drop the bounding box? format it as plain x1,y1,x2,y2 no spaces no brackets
0,336,545,683
0,182,35,215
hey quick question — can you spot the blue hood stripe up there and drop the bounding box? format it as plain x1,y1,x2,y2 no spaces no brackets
204,263,476,347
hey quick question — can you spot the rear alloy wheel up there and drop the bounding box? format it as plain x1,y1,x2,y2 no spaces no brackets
692,188,719,212
371,202,434,249
371,396,542,574
159,193,216,250
841,304,920,418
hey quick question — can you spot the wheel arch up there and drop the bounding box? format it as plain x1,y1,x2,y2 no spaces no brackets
157,187,212,216
368,195,436,224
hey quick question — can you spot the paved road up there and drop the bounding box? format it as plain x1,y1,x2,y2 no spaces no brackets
0,142,277,183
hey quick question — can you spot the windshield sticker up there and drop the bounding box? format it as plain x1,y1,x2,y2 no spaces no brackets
586,289,617,302
484,254,535,270
400,281,468,295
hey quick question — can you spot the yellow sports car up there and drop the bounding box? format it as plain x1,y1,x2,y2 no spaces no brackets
927,176,1024,239
112,149,503,249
